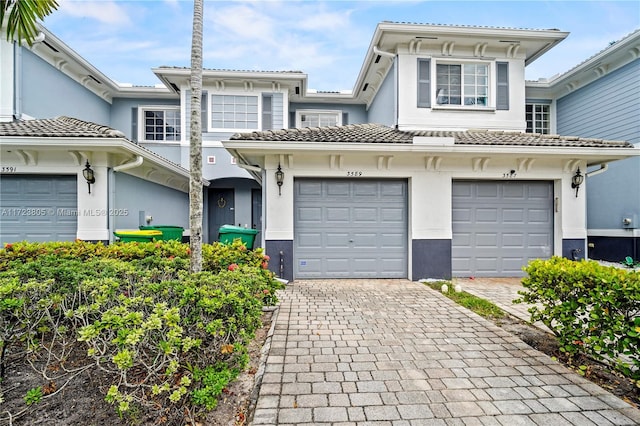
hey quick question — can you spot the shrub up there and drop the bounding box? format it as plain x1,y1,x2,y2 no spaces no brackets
0,240,283,423
516,257,640,379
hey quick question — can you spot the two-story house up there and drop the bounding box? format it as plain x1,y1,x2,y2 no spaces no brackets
1,22,638,282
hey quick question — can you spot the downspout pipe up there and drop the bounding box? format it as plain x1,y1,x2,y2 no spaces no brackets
373,45,395,58
586,163,609,178
113,155,143,172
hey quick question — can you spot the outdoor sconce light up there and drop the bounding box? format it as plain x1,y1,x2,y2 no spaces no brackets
83,160,95,194
571,167,584,197
275,163,284,196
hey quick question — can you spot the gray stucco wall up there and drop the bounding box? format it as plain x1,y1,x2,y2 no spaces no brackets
110,97,179,141
557,60,640,230
112,172,188,231
367,60,397,127
20,48,110,123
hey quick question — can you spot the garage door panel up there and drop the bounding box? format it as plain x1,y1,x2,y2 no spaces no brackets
353,182,378,196
528,209,551,223
296,207,322,223
353,208,377,222
477,185,499,198
503,184,526,199
452,208,472,223
297,258,322,274
295,179,407,279
476,257,499,272
503,209,524,223
452,232,471,246
380,207,404,223
353,233,377,247
452,182,472,197
325,258,349,273
297,181,322,196
452,181,553,277
529,233,552,247
326,207,350,222
476,208,498,222
297,232,322,247
380,233,405,248
381,181,406,197
476,233,498,246
502,233,525,247
528,184,552,198
326,182,350,196
326,233,350,248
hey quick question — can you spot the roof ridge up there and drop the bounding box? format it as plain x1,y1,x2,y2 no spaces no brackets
57,116,126,137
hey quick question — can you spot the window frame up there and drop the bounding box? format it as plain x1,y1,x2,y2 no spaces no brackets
418,58,498,111
138,106,181,143
208,93,261,132
525,103,551,134
295,109,343,128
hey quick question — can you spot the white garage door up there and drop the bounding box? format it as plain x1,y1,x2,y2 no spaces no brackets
1,175,78,244
294,179,407,279
452,181,553,277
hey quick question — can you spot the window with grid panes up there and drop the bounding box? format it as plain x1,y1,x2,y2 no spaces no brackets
296,110,341,128
211,95,258,129
436,63,488,106
143,108,180,141
525,104,550,134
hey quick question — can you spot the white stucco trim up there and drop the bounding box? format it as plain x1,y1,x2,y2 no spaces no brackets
588,228,640,237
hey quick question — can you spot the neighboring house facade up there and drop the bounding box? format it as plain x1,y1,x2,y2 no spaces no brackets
1,22,638,281
526,29,640,262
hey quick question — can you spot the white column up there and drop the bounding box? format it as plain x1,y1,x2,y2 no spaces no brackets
0,38,14,122
76,154,110,241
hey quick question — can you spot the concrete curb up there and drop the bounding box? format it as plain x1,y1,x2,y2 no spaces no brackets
247,305,279,425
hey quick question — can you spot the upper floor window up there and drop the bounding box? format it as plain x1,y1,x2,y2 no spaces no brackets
296,110,342,128
436,64,488,106
418,59,509,110
526,104,550,134
142,107,180,142
211,95,258,130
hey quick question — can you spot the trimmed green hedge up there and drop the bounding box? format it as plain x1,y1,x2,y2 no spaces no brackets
516,257,640,379
0,240,283,422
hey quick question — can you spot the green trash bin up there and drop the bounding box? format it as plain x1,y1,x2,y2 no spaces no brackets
114,229,162,242
218,225,259,249
139,225,184,241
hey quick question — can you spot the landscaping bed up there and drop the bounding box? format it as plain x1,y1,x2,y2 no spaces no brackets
0,240,282,425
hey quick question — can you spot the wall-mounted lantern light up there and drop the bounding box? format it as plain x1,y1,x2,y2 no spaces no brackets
571,167,584,197
83,160,95,194
275,163,284,196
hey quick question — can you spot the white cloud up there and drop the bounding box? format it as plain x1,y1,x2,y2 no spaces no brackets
56,0,132,27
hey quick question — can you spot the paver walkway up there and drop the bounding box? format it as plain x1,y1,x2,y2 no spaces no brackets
252,279,640,425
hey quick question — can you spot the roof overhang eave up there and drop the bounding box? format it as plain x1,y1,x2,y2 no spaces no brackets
0,136,209,189
223,140,639,165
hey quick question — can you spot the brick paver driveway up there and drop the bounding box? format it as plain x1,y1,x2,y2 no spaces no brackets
252,280,640,425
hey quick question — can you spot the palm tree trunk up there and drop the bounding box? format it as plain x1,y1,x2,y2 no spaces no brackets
189,0,203,273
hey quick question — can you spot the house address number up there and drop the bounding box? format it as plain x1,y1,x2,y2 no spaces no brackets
1,166,17,173
346,171,363,177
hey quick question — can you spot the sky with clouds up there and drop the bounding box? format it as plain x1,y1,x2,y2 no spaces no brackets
42,0,639,91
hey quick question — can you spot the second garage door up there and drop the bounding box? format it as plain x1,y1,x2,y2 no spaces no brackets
452,181,553,277
294,179,407,279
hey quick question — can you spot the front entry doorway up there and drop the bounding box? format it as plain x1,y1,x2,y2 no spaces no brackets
209,188,234,242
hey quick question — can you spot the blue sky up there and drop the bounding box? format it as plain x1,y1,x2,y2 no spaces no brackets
43,0,639,91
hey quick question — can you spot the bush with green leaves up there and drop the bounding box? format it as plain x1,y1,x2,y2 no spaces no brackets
0,240,283,423
516,257,640,379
